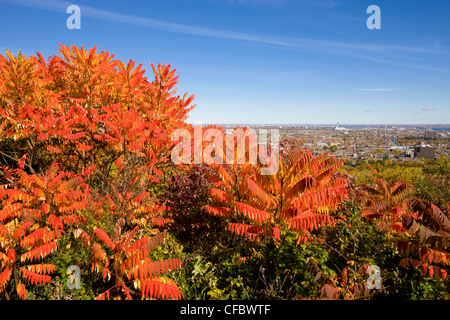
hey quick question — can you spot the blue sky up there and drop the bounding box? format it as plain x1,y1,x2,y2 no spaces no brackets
0,0,449,125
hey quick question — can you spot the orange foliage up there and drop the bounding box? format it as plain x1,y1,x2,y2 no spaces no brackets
204,138,348,244
0,163,90,298
0,44,195,176
91,218,182,300
357,177,450,282
0,45,192,299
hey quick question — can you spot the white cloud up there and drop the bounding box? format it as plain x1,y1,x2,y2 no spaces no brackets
422,107,436,111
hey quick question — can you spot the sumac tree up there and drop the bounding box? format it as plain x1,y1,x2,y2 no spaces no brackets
204,142,348,244
0,45,194,300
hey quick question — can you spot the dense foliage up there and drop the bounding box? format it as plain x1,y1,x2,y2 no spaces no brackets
0,46,449,300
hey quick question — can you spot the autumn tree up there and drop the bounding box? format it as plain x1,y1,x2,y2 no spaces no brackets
0,45,194,299
0,44,195,178
90,218,182,300
204,137,348,245
0,163,89,299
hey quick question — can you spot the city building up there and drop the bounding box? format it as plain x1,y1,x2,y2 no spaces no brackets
414,143,436,160
424,130,437,140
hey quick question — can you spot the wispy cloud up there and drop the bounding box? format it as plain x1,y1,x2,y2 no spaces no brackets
301,0,339,8
209,0,337,8
210,0,290,7
422,107,436,111
1,0,447,72
354,88,398,92
365,109,375,112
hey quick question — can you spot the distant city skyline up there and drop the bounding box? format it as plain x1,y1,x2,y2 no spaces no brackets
0,0,449,124
192,123,450,128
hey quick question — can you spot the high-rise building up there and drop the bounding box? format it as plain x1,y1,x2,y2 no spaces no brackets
424,130,437,140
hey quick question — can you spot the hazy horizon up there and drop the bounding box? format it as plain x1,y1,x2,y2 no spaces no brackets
187,122,450,127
